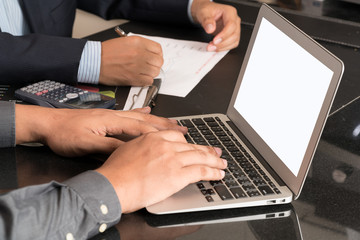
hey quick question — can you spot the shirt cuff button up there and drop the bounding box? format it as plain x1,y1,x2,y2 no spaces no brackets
100,204,108,215
99,223,107,233
66,233,74,240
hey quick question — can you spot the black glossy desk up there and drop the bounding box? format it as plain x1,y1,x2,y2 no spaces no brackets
1,2,360,239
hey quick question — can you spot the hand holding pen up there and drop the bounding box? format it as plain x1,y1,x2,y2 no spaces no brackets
114,26,162,110
98,26,164,86
115,26,166,81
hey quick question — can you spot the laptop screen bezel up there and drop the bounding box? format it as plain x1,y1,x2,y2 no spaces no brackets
227,4,344,198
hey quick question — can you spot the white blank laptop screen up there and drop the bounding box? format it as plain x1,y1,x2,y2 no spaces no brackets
234,18,334,177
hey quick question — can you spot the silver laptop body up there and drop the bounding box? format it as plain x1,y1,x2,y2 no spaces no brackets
147,3,344,214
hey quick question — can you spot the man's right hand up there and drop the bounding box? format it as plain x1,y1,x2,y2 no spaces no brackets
100,36,164,86
96,130,227,213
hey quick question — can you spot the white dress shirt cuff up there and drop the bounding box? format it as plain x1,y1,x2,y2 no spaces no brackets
77,41,101,85
188,0,195,23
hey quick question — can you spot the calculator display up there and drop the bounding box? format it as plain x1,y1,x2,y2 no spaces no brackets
65,92,114,109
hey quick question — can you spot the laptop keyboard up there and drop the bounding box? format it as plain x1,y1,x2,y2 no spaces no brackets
178,116,281,202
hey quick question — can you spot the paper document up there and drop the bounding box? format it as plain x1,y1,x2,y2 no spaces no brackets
130,33,229,97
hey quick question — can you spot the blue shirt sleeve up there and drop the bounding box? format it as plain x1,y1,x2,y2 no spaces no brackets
77,41,102,85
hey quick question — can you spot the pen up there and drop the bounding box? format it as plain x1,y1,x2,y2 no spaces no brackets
114,26,127,37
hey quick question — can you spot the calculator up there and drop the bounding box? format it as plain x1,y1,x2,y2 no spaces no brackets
15,80,116,109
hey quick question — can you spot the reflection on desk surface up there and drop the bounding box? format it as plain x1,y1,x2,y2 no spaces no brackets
322,97,360,157
91,204,302,240
292,95,360,238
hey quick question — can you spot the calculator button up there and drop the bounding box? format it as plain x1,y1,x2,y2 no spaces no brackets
66,93,78,99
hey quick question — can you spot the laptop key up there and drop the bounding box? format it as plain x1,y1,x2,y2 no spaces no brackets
205,196,214,202
225,181,239,188
204,134,217,140
198,125,210,130
242,184,256,192
230,187,247,198
192,136,206,143
207,121,220,127
274,188,282,194
231,152,244,157
192,118,205,125
258,185,275,195
180,119,194,128
207,189,216,195
218,135,231,141
211,126,223,132
185,135,194,144
215,131,227,136
214,185,234,200
210,180,223,186
253,179,267,187
189,131,201,138
200,129,212,135
208,139,221,145
247,190,261,197
204,117,216,122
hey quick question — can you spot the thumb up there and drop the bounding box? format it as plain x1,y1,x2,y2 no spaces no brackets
198,7,223,34
202,17,216,34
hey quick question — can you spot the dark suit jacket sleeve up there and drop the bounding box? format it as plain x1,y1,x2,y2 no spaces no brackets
77,0,192,25
0,32,87,85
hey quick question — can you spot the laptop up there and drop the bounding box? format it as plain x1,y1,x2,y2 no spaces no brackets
146,3,344,214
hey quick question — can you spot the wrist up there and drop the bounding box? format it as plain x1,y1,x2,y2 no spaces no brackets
190,0,211,24
15,104,56,145
95,168,128,213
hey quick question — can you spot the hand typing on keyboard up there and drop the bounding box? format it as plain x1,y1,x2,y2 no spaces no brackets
96,130,227,213
179,116,280,202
